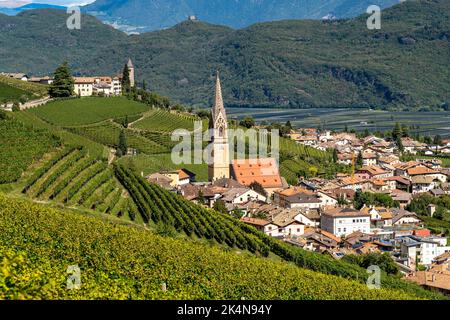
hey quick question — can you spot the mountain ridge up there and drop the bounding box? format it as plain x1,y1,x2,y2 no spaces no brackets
84,0,400,32
0,0,449,109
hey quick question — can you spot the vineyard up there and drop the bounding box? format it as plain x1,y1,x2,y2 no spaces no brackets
0,75,47,101
65,121,171,155
0,111,61,184
28,97,148,126
21,146,139,222
113,165,443,299
0,194,418,300
132,109,204,133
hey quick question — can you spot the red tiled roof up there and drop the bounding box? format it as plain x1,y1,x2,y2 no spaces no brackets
231,158,283,188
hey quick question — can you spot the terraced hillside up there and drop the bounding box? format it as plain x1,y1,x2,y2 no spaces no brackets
0,110,61,184
133,109,204,133
21,146,140,223
0,194,419,300
114,164,444,299
0,75,47,102
28,97,148,126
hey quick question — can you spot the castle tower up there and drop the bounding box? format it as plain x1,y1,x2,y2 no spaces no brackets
127,58,135,88
208,71,230,182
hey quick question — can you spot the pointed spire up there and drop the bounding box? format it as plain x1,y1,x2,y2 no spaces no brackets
127,58,134,68
214,70,224,111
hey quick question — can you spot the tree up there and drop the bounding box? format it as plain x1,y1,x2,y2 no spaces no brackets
240,116,255,129
122,115,129,128
213,199,228,214
48,62,74,98
356,151,363,168
392,122,402,140
433,135,443,146
142,80,146,91
401,124,409,137
249,181,268,198
332,148,338,163
285,120,292,130
116,130,127,157
396,135,404,153
344,124,348,133
197,190,205,205
12,101,20,112
121,64,131,95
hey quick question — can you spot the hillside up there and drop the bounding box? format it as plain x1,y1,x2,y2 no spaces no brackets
1,0,449,109
0,75,47,102
0,193,418,299
84,0,398,32
0,102,446,299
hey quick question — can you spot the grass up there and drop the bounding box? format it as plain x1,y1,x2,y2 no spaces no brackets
28,97,149,126
0,83,31,102
133,109,205,133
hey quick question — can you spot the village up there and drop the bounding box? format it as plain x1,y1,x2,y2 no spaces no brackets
143,73,450,294
2,63,450,295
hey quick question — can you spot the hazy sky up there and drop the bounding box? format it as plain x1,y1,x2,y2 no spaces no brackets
0,0,95,7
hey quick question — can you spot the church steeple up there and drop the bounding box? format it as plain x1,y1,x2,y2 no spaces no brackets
208,71,230,182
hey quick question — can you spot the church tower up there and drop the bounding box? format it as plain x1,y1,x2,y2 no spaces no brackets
127,58,135,88
208,71,230,182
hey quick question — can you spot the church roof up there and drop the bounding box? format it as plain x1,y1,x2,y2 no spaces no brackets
210,71,227,130
127,58,134,68
231,158,283,189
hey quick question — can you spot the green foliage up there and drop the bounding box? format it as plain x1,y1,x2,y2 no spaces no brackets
0,76,47,102
0,115,60,184
116,130,127,157
213,200,228,214
0,194,418,300
48,62,74,98
249,181,268,198
121,64,131,95
342,253,399,275
239,116,255,129
2,1,450,109
354,191,400,210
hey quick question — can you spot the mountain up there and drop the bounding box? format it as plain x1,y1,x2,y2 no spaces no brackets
84,0,400,32
0,3,66,16
0,0,449,109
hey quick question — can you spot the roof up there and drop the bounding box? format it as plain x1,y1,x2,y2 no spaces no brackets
240,217,271,227
127,58,134,68
407,166,439,176
212,178,244,188
74,77,95,84
221,187,253,202
231,158,283,188
322,207,370,218
275,187,313,197
358,165,388,176
285,192,321,204
383,176,411,185
339,176,366,186
406,272,450,291
411,175,437,184
430,189,445,196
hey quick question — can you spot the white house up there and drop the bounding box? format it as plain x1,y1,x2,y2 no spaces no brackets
221,188,267,205
401,236,450,267
320,207,371,237
317,191,338,207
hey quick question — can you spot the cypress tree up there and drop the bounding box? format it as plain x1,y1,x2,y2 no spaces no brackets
121,64,131,95
117,130,128,157
48,62,74,98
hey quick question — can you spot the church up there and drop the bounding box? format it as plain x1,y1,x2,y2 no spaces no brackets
208,72,284,194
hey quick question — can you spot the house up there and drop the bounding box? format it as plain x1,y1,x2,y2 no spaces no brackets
391,208,422,226
294,208,321,227
390,189,412,208
337,176,368,191
320,207,371,237
220,187,267,205
356,165,392,179
411,176,440,194
74,77,94,96
272,210,306,237
383,176,411,192
401,138,427,154
406,271,450,295
275,190,322,209
240,217,282,237
317,191,338,207
146,173,174,190
299,228,341,252
362,153,377,166
400,235,450,267
230,158,285,196
407,166,447,183
1,72,28,81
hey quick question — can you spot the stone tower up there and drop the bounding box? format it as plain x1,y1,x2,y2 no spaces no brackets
208,71,230,182
127,58,135,88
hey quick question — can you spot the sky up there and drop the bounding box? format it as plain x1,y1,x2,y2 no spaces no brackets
0,0,95,7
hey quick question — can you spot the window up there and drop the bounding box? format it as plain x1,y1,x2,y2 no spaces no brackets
338,228,341,232
268,226,272,231
343,228,346,232
279,229,283,233
353,219,356,223
297,228,301,232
